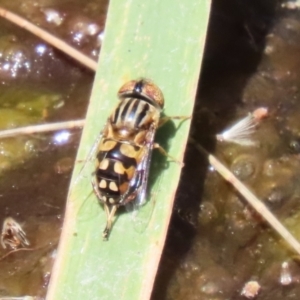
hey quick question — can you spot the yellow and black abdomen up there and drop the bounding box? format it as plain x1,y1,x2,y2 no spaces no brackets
96,139,145,206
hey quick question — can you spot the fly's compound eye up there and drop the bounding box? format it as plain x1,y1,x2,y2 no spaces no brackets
118,78,164,109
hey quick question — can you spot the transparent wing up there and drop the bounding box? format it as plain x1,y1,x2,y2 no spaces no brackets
125,127,160,232
69,131,104,222
125,126,156,210
134,140,154,207
71,132,103,188
127,163,163,234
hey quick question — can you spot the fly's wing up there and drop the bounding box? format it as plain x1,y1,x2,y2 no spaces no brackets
71,132,103,189
128,125,156,209
125,126,159,232
69,125,107,222
134,140,154,207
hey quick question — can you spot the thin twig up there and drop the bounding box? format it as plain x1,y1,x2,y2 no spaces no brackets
0,6,97,71
190,137,300,255
0,247,36,261
0,119,85,138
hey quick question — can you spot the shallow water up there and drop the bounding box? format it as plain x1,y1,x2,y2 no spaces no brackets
0,0,107,297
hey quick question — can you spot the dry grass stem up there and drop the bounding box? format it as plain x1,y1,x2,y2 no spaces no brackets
0,6,97,71
190,137,300,255
0,119,85,139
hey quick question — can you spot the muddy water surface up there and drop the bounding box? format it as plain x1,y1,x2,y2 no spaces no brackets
0,0,107,297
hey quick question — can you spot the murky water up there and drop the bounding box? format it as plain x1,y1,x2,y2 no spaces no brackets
0,0,107,297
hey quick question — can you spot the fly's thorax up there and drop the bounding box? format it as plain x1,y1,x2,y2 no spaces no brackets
110,97,161,133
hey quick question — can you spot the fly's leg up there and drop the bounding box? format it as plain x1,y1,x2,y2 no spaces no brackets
153,143,184,167
92,178,102,200
159,116,191,128
102,205,118,240
91,178,118,240
155,116,190,166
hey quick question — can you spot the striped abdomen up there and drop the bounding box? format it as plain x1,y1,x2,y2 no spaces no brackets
110,97,160,131
96,138,146,205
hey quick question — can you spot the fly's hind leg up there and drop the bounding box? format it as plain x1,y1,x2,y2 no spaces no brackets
91,178,118,240
102,204,118,240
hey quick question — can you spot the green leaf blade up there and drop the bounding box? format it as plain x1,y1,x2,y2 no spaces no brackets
47,0,211,299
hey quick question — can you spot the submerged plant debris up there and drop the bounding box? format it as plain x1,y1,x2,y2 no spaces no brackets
1,217,30,250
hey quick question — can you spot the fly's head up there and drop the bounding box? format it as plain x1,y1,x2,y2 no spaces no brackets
118,78,164,109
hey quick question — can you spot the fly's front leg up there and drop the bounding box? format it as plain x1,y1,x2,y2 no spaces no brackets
153,143,184,167
159,116,191,128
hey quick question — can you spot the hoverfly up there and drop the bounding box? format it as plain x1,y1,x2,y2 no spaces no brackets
87,78,180,240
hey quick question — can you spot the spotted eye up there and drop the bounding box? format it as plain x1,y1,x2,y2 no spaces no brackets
118,78,164,109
